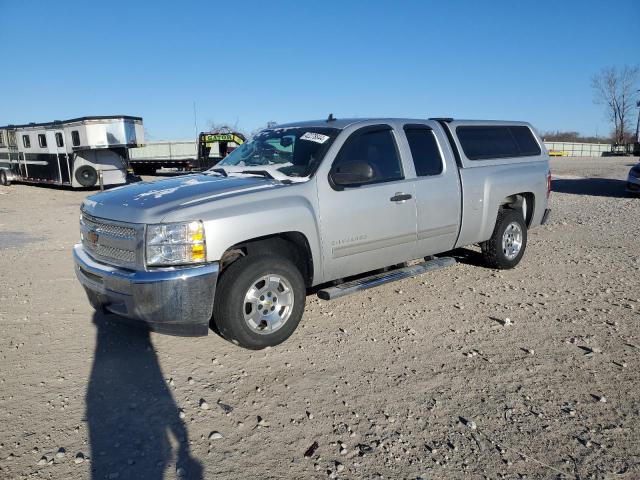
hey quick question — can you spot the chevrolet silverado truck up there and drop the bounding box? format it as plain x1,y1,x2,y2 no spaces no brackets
74,117,551,349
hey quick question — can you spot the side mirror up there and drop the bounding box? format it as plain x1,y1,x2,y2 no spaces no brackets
331,160,375,186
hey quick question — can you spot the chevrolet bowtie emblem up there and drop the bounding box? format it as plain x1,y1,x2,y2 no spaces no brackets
87,230,99,246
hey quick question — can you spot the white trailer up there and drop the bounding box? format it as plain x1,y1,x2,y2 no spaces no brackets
0,116,144,188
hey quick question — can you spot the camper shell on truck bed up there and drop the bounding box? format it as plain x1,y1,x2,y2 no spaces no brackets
73,116,551,348
0,116,144,188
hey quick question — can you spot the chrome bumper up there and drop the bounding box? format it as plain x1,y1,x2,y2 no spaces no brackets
73,244,218,336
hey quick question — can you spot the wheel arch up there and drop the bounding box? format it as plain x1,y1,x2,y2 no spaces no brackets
219,232,314,287
500,192,535,226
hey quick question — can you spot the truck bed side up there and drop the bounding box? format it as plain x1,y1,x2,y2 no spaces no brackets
455,161,549,247
441,120,550,248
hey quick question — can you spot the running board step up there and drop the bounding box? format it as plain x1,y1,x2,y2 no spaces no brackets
317,257,456,301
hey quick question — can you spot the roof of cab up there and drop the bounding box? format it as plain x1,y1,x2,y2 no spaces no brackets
274,118,372,129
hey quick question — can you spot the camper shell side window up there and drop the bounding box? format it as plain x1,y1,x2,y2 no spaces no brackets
55,132,64,147
456,125,541,160
71,130,80,147
38,134,47,148
22,134,31,148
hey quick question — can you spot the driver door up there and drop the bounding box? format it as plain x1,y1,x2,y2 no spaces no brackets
317,124,417,281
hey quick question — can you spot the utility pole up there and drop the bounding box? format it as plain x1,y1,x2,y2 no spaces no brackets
635,89,640,142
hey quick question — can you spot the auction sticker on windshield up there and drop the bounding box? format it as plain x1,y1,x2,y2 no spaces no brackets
300,132,330,144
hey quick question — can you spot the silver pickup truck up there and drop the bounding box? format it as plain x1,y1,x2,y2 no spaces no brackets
74,117,551,349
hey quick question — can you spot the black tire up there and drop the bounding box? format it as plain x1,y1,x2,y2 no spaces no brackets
481,208,528,269
213,254,306,349
75,165,98,187
0,170,8,186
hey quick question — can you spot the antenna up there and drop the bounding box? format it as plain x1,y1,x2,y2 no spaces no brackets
193,101,198,137
327,113,335,122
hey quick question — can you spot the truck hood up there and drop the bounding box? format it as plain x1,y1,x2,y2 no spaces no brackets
81,174,281,223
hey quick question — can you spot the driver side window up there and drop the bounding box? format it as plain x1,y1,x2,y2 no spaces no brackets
333,127,403,186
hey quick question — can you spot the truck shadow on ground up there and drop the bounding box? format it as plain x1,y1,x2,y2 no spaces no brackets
551,178,630,198
445,248,487,267
86,312,203,480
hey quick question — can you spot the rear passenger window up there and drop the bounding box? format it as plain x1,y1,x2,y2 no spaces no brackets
71,130,80,147
404,127,443,176
509,126,541,156
456,126,541,160
333,127,403,185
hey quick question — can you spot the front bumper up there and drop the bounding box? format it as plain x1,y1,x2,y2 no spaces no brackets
73,244,218,336
626,174,640,194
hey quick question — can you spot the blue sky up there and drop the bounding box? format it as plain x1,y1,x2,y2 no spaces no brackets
1,0,638,140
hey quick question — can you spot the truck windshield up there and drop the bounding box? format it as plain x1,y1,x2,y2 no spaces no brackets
215,127,339,178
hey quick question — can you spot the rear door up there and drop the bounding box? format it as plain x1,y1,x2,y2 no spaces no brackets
317,124,418,281
401,122,461,256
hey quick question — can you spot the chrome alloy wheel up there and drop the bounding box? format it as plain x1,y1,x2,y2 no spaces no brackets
243,274,294,334
502,222,523,260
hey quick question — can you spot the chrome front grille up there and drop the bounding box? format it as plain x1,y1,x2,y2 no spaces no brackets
80,212,142,268
81,213,136,238
93,244,136,264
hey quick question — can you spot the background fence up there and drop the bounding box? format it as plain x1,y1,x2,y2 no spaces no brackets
543,141,611,157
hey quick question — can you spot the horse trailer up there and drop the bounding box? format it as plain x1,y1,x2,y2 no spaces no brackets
0,116,144,188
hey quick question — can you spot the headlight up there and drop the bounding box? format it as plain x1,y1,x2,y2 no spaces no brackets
146,221,206,266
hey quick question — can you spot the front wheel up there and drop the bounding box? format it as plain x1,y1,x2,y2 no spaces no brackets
481,208,528,269
213,254,306,349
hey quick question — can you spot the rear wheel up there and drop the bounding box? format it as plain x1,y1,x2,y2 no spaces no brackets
75,165,98,187
213,254,306,349
481,208,528,269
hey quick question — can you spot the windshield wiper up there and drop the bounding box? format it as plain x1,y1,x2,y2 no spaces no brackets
210,168,227,177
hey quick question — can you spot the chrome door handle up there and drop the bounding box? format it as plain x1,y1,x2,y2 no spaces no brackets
390,193,412,202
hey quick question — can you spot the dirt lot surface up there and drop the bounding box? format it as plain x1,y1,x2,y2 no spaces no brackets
1,156,639,480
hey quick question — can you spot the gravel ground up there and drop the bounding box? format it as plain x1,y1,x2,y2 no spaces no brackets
0,156,639,480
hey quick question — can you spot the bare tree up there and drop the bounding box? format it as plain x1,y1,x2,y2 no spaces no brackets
205,121,235,133
249,121,278,139
591,65,639,144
